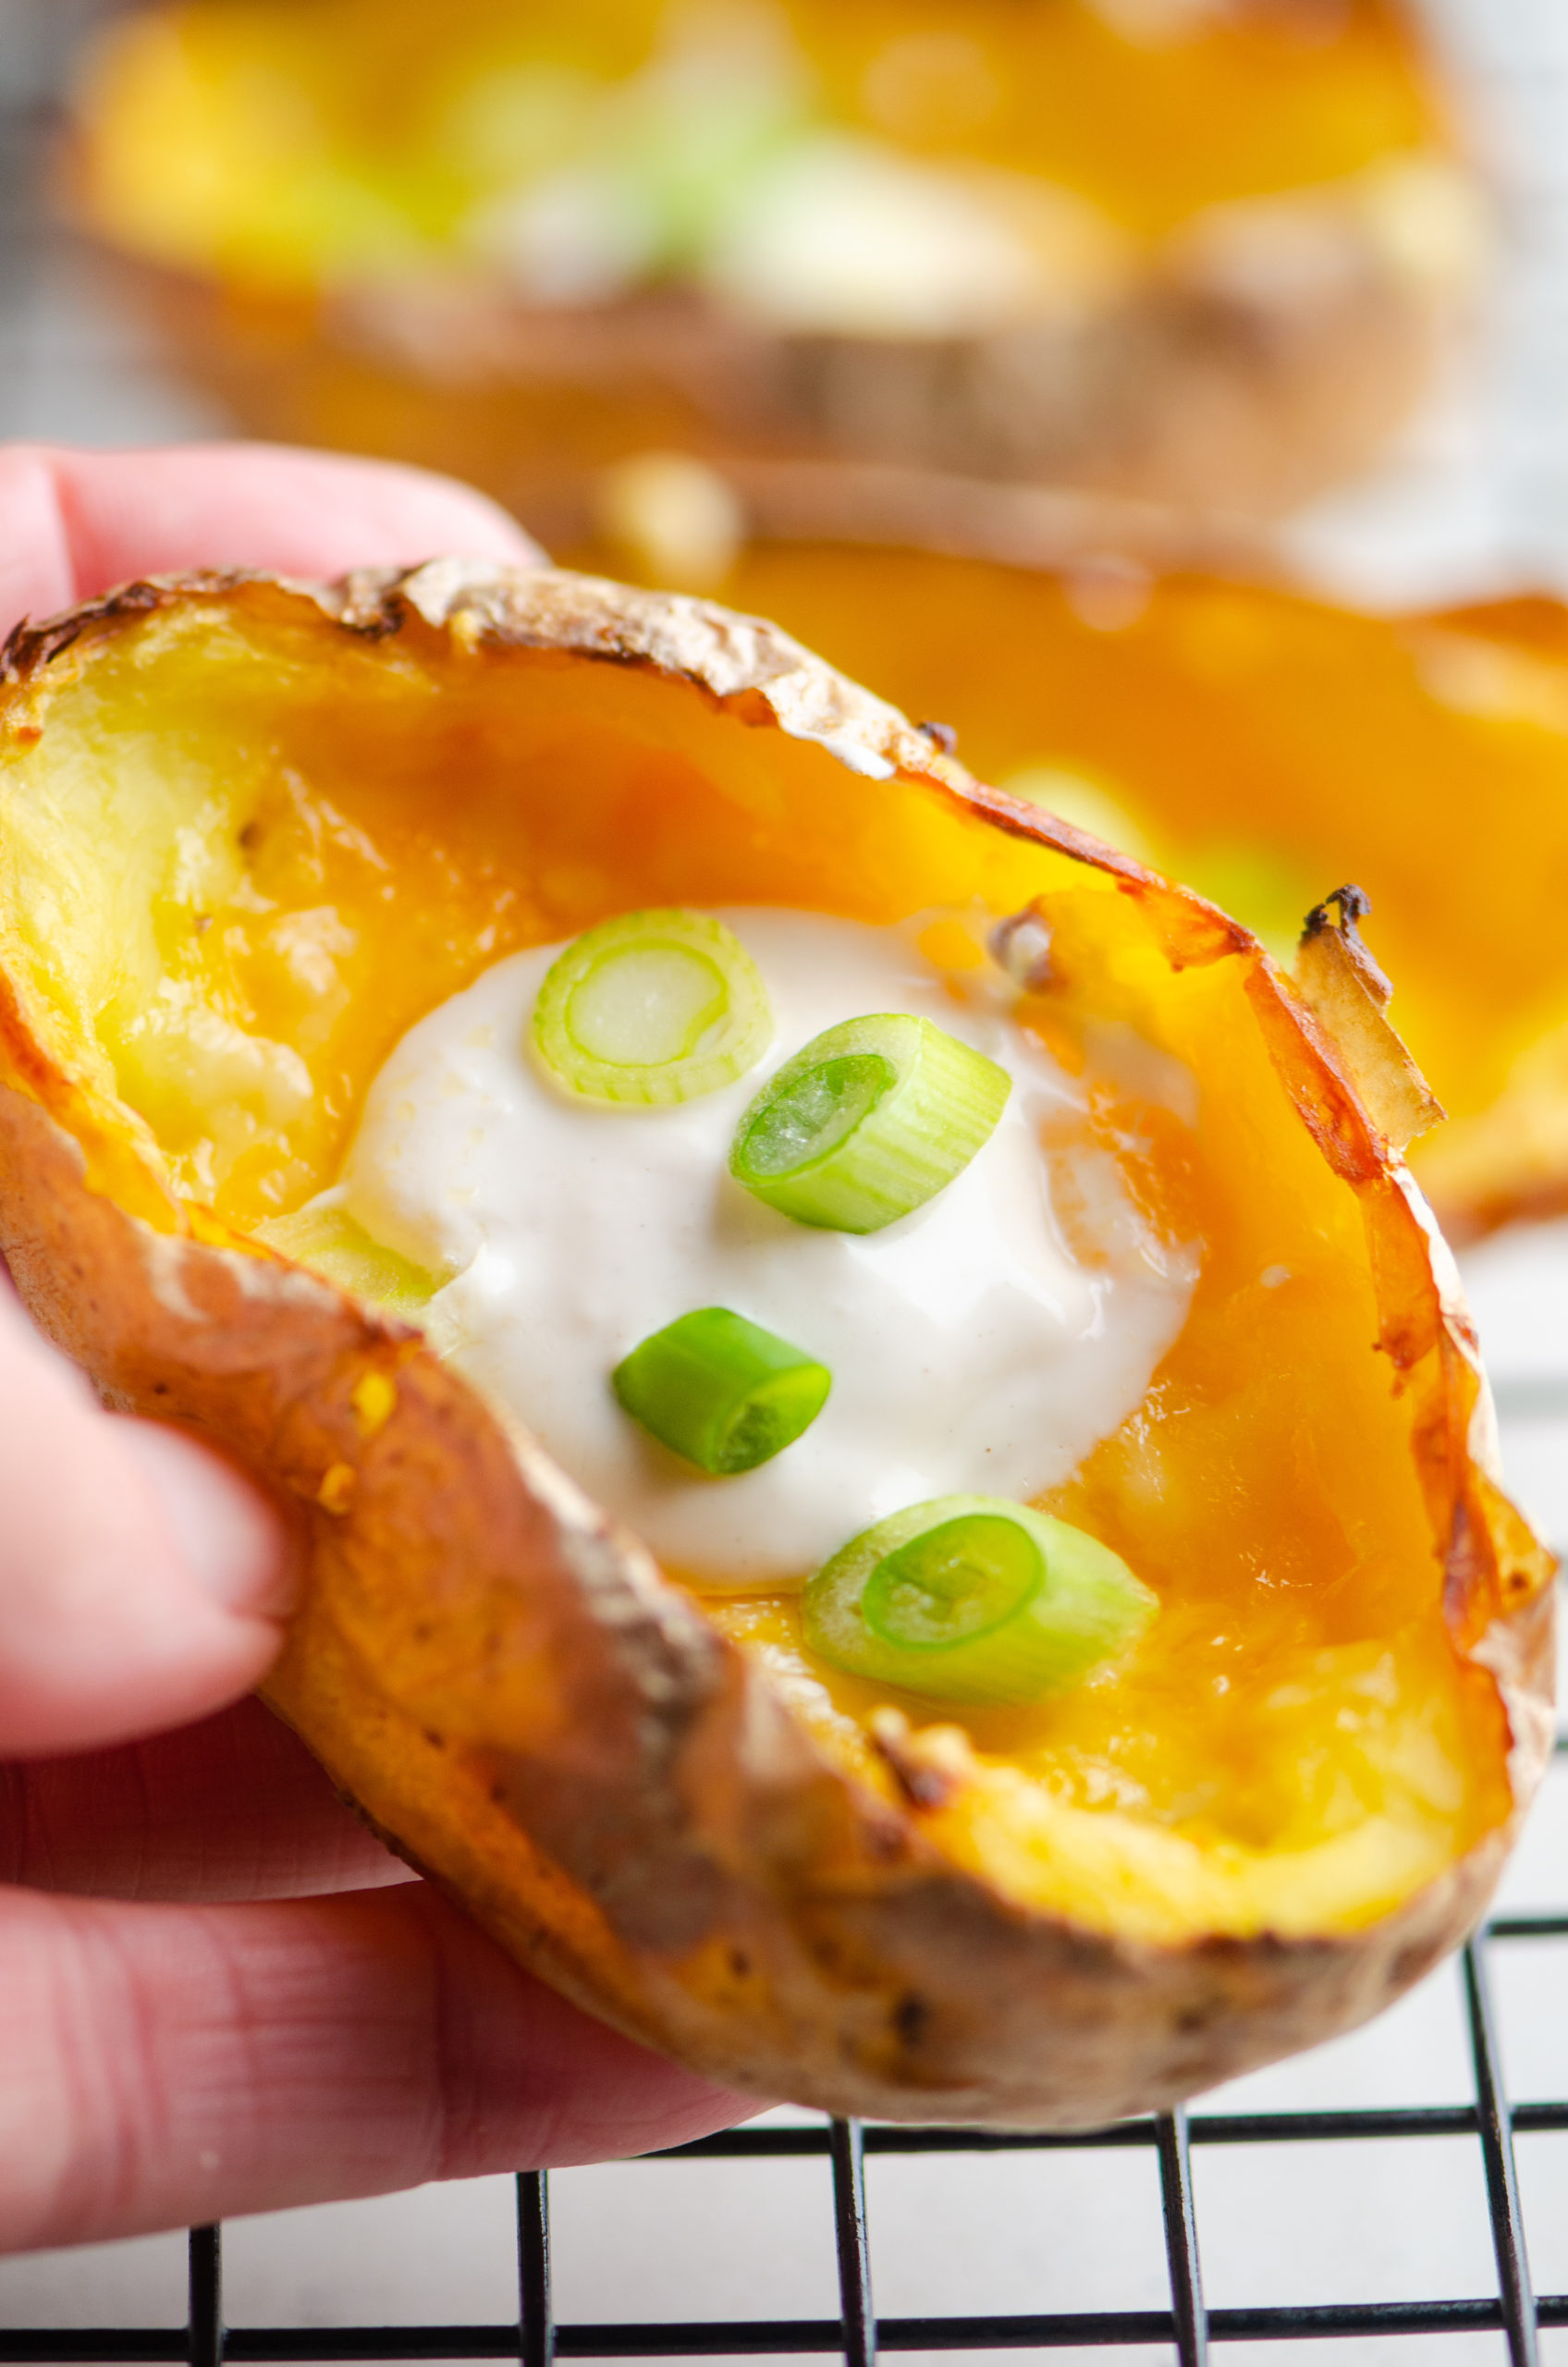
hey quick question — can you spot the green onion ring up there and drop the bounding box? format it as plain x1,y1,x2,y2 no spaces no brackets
533,909,772,1106
803,1496,1156,1705
729,1012,1009,1233
613,1306,831,1474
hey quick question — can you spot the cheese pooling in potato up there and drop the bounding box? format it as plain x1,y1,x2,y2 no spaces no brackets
330,910,1198,1585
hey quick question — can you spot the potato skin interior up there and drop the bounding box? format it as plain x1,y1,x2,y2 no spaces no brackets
0,568,1550,2120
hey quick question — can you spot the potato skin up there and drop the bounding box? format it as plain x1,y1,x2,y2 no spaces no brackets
69,0,1478,527
0,562,1552,2128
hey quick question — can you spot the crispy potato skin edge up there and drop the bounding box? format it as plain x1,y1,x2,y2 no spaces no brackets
0,563,1551,2128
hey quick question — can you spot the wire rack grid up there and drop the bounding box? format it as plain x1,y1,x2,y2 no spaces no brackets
1,1868,1567,2367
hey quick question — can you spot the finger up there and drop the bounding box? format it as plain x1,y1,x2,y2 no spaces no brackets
0,1697,414,1902
0,442,543,633
0,1290,294,1756
0,1881,752,2251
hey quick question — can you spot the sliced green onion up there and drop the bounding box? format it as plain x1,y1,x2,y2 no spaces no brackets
803,1496,1156,1705
729,1013,1009,1233
613,1306,831,1474
252,1205,439,1319
533,908,772,1106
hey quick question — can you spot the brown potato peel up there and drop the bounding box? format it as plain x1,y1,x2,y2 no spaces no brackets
1294,886,1446,1157
0,561,1551,2128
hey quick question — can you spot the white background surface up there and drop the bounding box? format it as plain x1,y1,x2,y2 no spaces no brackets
4,1,1568,2358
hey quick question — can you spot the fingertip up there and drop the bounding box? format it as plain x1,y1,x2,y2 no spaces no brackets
0,447,76,634
116,1421,299,1623
0,440,545,633
52,442,547,588
0,1353,291,1756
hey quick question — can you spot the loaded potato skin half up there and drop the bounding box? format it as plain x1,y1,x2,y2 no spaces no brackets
0,561,1550,2128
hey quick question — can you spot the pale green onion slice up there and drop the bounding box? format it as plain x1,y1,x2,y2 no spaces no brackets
252,1205,439,1320
729,1013,1009,1232
532,909,772,1105
613,1306,831,1474
803,1496,1156,1705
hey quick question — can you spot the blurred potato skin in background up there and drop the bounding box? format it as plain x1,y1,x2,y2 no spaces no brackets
67,0,1483,527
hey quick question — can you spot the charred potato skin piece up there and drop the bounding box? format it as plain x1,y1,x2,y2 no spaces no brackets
0,563,1551,2128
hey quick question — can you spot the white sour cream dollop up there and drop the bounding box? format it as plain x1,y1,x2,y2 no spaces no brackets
334,910,1198,1586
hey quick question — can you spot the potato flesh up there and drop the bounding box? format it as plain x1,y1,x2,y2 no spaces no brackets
689,548,1568,1233
0,592,1512,1941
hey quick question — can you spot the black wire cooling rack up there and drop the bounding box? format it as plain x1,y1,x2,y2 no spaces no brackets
1,1802,1565,2367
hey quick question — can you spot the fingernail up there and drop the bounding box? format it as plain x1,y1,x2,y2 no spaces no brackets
118,1419,299,1618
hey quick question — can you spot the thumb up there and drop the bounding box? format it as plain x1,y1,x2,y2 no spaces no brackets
0,1291,293,1758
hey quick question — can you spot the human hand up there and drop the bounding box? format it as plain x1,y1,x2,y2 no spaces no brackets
0,443,750,2255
